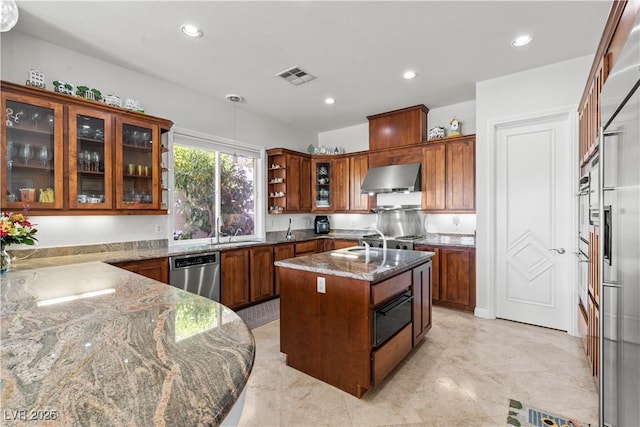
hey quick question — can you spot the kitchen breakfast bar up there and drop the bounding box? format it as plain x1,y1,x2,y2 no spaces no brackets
276,246,434,398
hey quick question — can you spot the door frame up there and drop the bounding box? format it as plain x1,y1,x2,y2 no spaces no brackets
479,106,579,335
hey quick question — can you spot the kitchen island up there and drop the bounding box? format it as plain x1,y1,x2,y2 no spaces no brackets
0,262,254,426
275,246,434,398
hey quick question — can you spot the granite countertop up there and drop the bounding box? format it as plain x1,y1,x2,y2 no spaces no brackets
414,234,475,248
0,262,255,426
275,246,434,282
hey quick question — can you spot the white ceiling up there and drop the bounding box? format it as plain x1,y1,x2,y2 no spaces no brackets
13,1,611,133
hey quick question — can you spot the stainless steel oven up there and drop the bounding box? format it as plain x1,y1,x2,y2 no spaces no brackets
372,289,413,348
578,173,590,241
588,156,600,226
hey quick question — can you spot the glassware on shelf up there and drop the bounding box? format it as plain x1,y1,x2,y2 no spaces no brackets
31,111,42,131
92,152,101,172
82,150,91,171
37,146,51,168
19,144,33,165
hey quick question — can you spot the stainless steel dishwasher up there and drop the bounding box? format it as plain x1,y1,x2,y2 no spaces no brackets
169,252,220,302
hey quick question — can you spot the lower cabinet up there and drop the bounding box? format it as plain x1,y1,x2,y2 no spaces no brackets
415,245,475,312
330,238,359,250
111,257,168,283
250,246,274,303
274,243,295,295
294,240,319,257
221,249,251,309
412,261,432,344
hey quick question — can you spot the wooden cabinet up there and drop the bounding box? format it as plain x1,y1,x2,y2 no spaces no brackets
331,239,359,250
440,247,475,311
273,243,294,295
111,257,168,283
221,249,251,308
422,135,475,212
266,148,311,214
349,153,372,212
415,245,473,312
368,145,423,169
311,156,349,212
1,81,172,214
412,261,432,345
587,225,600,379
367,104,429,150
250,246,274,303
294,239,318,257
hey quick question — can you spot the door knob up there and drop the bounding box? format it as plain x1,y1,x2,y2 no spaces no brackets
549,248,566,254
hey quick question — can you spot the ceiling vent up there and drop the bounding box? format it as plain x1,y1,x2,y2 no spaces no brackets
276,66,316,86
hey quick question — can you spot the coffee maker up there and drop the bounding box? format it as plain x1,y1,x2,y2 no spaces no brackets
314,216,330,234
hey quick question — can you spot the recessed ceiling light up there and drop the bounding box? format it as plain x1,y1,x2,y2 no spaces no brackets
403,70,417,80
181,24,203,38
511,34,533,47
324,97,335,105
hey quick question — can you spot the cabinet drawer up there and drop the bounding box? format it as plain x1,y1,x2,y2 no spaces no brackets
371,271,411,305
295,240,317,256
371,323,412,386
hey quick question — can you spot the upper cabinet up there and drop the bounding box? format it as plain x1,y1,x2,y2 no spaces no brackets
311,156,350,212
349,153,372,212
1,81,172,214
266,148,311,214
422,135,475,212
2,90,64,210
367,104,429,150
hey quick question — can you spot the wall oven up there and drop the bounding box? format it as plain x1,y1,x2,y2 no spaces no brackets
372,289,413,348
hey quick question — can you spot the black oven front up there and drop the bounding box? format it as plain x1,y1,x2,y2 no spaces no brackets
372,289,413,348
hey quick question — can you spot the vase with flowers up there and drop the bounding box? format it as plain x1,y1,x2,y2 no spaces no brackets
0,209,38,273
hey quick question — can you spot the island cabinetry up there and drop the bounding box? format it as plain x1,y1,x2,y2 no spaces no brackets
273,243,294,295
266,148,311,214
367,104,429,150
278,258,432,398
422,135,475,212
412,261,432,344
111,257,168,283
415,246,440,301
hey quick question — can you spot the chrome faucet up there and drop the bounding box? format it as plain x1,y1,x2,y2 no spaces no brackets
366,227,387,252
230,228,243,243
286,218,294,240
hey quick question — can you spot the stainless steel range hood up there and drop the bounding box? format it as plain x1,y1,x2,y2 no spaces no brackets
360,162,421,194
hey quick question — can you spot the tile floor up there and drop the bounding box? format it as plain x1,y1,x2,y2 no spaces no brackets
238,306,598,426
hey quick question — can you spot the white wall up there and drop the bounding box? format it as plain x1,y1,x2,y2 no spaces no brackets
475,55,592,320
2,31,316,247
318,123,368,153
428,100,476,137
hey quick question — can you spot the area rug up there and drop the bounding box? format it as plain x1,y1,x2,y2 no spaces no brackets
236,298,280,329
507,399,592,427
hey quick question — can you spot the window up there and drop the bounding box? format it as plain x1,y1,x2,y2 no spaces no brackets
170,129,264,243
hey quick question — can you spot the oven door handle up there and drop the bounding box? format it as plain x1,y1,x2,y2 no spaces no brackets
378,293,413,315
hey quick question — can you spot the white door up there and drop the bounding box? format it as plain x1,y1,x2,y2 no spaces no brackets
495,114,573,330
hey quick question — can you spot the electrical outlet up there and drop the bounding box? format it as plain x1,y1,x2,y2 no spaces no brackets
317,277,326,293
155,224,162,233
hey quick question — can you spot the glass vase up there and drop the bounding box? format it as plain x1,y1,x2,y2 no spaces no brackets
0,248,11,273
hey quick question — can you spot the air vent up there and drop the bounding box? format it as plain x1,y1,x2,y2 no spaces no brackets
276,66,316,86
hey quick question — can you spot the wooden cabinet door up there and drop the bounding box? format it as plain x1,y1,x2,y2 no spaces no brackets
332,157,350,211
422,144,446,210
332,239,358,250
294,240,317,257
349,154,371,212
440,247,475,311
112,257,168,283
221,249,250,308
368,145,423,169
367,105,428,150
300,156,312,211
286,154,301,211
446,138,475,211
250,246,274,302
415,246,440,302
274,243,295,295
412,261,432,345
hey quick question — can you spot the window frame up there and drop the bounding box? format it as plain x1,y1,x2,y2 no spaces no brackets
168,127,265,246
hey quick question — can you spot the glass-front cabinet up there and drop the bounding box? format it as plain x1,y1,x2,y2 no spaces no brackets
68,106,112,209
1,94,64,209
115,117,160,209
312,158,331,210
1,80,172,214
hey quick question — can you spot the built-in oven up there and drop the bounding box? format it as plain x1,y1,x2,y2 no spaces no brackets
588,156,600,226
578,173,590,241
372,289,413,348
